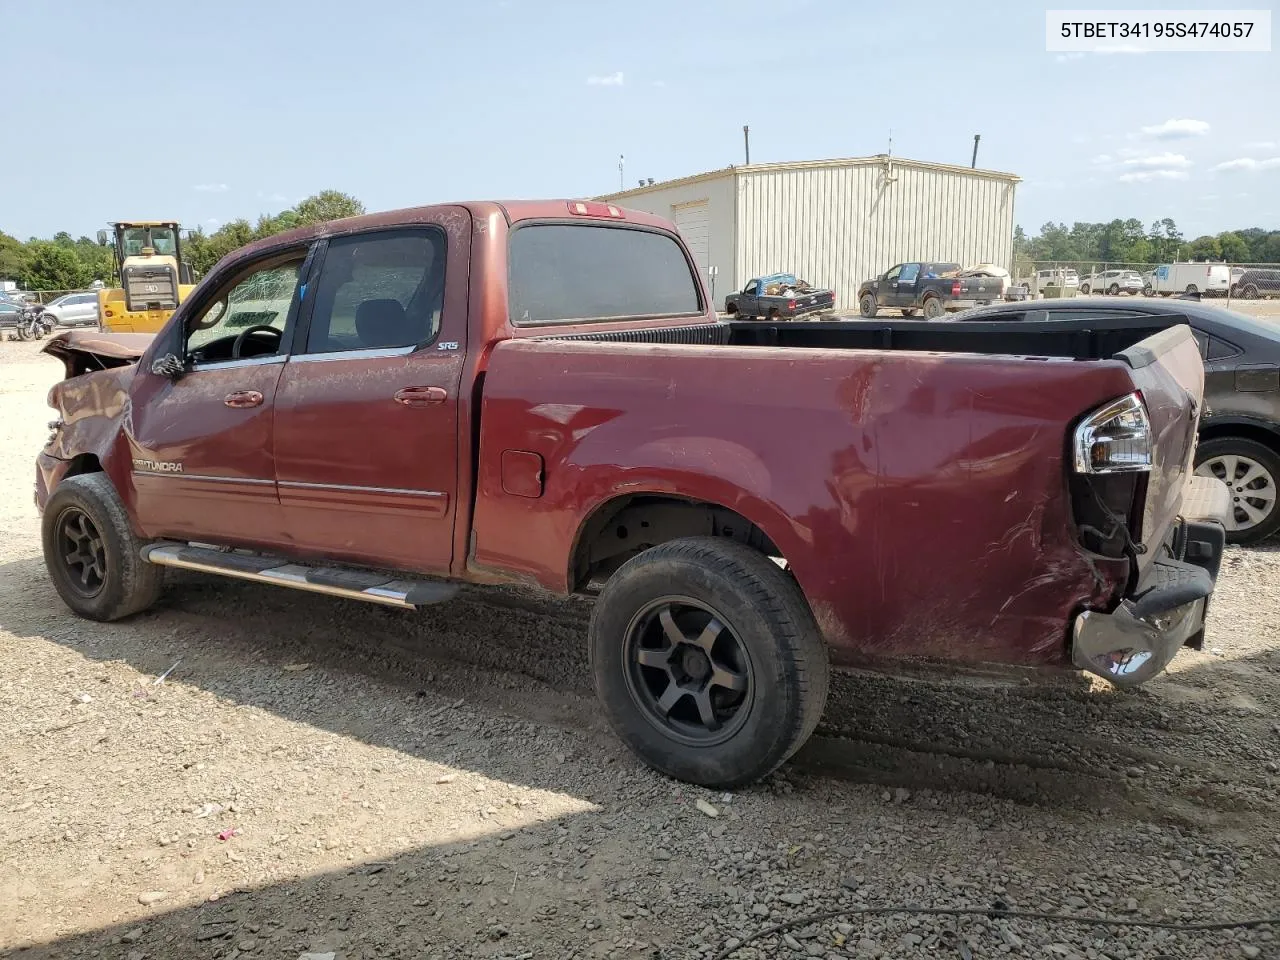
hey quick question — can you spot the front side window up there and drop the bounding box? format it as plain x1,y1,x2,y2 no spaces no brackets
304,229,445,353
899,263,920,284
186,257,303,363
508,224,700,324
883,265,902,282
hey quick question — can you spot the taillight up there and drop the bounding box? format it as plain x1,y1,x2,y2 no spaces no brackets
567,201,626,219
1073,393,1153,474
951,280,962,296
788,299,796,310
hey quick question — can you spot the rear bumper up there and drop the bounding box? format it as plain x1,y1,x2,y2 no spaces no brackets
1071,477,1229,687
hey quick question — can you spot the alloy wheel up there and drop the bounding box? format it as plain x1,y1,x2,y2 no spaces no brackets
1196,454,1277,532
57,507,107,597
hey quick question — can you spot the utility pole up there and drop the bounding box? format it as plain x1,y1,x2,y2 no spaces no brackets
743,126,751,166
971,134,981,168
618,154,625,191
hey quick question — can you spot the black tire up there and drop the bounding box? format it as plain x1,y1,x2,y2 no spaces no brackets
1143,285,1154,297
725,305,739,319
1108,283,1120,296
1244,284,1259,300
1079,283,1091,295
1186,284,1198,294
1194,437,1280,545
900,308,917,317
42,473,164,621
767,308,781,322
858,293,877,318
589,537,829,788
922,296,944,319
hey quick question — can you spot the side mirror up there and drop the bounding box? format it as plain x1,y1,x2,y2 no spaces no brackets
96,229,109,247
150,353,185,380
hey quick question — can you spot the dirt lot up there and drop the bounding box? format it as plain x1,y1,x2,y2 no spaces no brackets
1,335,1278,960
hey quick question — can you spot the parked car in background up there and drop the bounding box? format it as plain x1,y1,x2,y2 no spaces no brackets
724,273,835,320
857,262,1006,318
1144,263,1231,297
1080,270,1144,296
34,199,1224,788
1231,268,1280,300
951,295,1280,543
0,299,52,340
1019,268,1080,294
40,291,101,328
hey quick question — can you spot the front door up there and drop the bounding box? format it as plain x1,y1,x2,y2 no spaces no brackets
273,221,468,574
127,249,309,548
892,263,920,307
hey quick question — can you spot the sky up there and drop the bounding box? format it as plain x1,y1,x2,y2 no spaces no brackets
2,0,1277,242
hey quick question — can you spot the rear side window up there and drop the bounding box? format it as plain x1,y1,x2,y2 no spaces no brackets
508,224,700,324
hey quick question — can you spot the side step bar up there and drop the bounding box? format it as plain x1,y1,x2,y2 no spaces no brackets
141,542,459,609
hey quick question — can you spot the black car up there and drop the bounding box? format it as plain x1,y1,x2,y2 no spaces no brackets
1231,268,1280,300
952,296,1280,544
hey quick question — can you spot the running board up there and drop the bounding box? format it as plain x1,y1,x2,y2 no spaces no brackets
140,542,459,609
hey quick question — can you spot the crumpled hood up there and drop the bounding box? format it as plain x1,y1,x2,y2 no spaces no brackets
43,329,155,379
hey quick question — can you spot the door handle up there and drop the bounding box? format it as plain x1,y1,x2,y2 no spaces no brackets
224,390,264,408
394,386,448,406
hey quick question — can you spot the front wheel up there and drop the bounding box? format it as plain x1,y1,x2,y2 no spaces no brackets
1143,285,1154,297
1194,437,1280,545
858,293,877,318
922,296,945,319
1079,283,1091,295
589,537,829,788
1243,284,1259,300
1108,283,1120,296
42,473,165,620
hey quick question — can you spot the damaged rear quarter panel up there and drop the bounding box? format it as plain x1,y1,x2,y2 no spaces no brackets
473,340,1137,668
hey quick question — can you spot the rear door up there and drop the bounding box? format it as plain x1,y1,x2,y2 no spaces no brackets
272,215,470,574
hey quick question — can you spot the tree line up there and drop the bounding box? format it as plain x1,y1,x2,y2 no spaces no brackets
1016,218,1280,267
0,191,364,292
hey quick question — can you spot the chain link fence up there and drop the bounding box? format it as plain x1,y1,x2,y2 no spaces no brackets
1013,261,1280,306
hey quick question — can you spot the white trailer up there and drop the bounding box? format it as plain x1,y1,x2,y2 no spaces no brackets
1145,263,1231,297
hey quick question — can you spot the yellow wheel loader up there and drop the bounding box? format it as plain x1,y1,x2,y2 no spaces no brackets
96,221,198,333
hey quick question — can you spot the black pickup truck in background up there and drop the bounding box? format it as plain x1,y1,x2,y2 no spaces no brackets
857,262,1008,319
724,273,836,320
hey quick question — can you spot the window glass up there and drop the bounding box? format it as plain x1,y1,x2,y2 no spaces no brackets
1190,330,1210,359
883,265,902,282
508,224,700,324
1207,336,1240,360
186,259,302,362
899,263,920,284
305,230,445,353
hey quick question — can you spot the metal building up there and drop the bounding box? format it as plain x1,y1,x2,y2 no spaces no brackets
599,156,1020,309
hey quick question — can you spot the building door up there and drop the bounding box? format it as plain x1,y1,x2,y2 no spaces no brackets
671,200,710,287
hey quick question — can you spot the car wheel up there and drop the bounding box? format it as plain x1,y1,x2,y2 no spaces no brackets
1194,438,1280,545
900,308,917,317
1143,285,1154,297
589,537,828,788
922,296,945,319
725,305,738,319
41,473,165,620
858,294,877,318
1108,283,1120,296
1243,284,1259,300
1079,283,1091,295
1186,284,1198,294
1230,285,1240,298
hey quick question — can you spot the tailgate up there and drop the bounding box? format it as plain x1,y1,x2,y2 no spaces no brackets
1113,324,1204,576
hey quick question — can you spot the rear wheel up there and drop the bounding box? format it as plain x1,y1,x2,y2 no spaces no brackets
922,296,945,319
1194,438,1280,545
1244,284,1259,300
858,293,877,318
1143,285,1154,297
42,474,164,620
1186,284,1198,294
589,537,828,788
1079,283,1091,295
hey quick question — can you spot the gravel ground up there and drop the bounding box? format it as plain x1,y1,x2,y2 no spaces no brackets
1,335,1278,960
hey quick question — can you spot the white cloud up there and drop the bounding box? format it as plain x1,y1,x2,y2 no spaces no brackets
1118,169,1189,183
1211,156,1280,172
1091,153,1113,164
586,71,624,86
257,191,290,204
1123,152,1192,170
204,217,221,226
193,183,229,193
1138,118,1210,140
1244,140,1277,150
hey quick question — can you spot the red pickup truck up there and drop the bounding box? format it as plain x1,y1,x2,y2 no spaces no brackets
37,200,1229,788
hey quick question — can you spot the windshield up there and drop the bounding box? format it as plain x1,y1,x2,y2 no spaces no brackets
119,225,178,258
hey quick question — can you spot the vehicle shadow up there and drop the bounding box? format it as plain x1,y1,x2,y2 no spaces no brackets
2,552,1275,824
